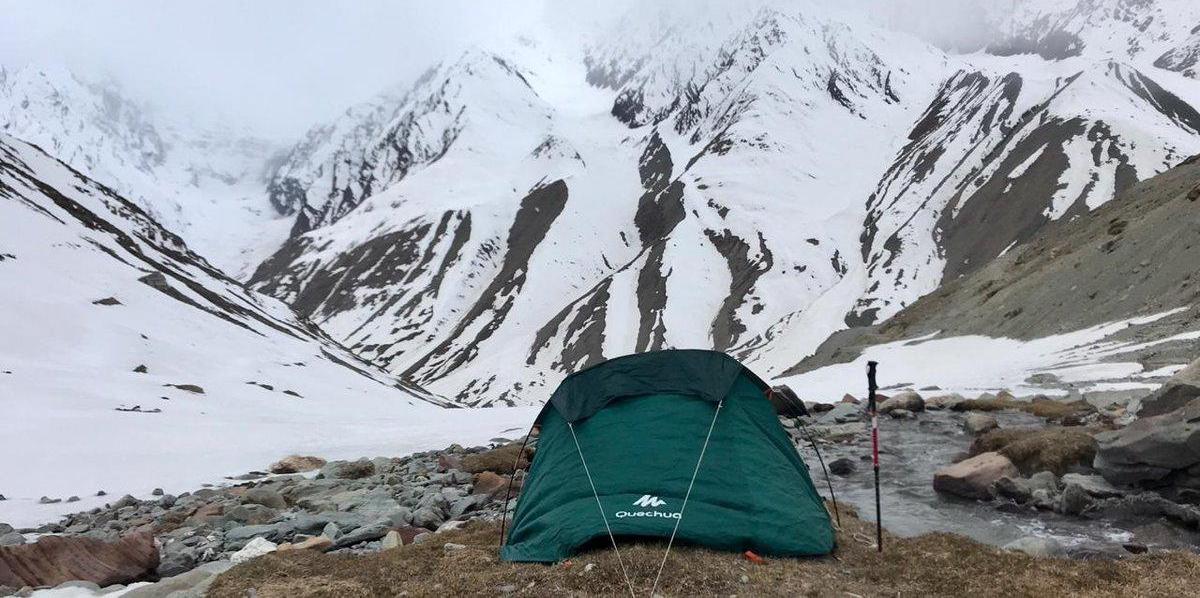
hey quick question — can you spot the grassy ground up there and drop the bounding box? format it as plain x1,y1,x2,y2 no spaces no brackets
207,505,1200,597
969,426,1097,475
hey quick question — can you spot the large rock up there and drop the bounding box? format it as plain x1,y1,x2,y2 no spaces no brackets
1094,399,1200,485
933,452,1019,500
1060,473,1123,498
333,523,390,548
0,531,158,588
964,413,998,435
1138,358,1200,418
925,393,966,411
816,403,863,425
879,391,924,414
319,458,376,480
241,487,287,510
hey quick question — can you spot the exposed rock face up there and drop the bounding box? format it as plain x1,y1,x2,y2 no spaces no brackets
933,452,1019,500
0,532,158,588
1094,399,1200,485
1137,359,1200,418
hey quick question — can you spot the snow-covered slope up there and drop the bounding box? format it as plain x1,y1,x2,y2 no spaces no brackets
242,1,1200,406
852,58,1200,324
0,64,288,275
0,133,544,525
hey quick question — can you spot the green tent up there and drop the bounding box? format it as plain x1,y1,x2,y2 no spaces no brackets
500,349,835,563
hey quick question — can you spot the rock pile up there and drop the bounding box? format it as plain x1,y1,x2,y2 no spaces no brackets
0,439,533,595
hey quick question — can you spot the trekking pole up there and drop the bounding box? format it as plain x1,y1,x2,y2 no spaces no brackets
867,360,882,553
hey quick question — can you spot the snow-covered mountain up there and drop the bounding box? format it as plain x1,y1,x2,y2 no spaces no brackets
239,1,1200,407
0,64,288,276
5,1,1199,411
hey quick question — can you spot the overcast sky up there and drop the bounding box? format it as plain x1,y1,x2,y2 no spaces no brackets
0,0,997,141
0,1,557,139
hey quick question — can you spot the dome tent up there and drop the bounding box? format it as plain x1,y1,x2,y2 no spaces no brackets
500,349,835,564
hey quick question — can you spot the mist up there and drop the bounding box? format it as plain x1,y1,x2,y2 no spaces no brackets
0,0,1012,141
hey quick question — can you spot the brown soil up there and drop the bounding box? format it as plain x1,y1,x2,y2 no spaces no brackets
970,427,1097,475
207,505,1200,598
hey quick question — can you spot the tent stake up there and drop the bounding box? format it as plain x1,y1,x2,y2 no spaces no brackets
867,360,882,553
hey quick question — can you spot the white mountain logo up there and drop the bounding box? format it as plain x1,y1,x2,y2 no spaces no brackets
633,495,666,507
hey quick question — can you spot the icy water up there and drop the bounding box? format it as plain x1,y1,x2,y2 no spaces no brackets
797,411,1141,553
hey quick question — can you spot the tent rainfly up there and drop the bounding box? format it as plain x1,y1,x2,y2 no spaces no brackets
500,349,835,565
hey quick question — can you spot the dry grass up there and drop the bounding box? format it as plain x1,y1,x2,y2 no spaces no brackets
952,396,1093,422
461,444,531,474
206,505,1200,598
970,427,1097,475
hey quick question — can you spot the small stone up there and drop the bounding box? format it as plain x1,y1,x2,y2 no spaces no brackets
1122,542,1148,554
152,488,164,496
888,408,914,419
381,530,402,550
38,496,61,504
1003,536,1062,557
96,490,107,497
443,542,466,552
828,458,857,476
66,496,80,503
231,537,278,564
499,584,517,593
739,574,749,583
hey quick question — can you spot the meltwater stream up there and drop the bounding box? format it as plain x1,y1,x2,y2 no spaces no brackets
796,411,1145,553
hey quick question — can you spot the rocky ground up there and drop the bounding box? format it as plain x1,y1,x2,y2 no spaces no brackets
0,439,534,596
3,359,1200,596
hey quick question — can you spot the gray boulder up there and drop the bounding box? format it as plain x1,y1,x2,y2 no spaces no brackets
0,531,25,546
925,394,966,411
224,523,288,548
1137,358,1200,418
241,488,287,510
412,506,445,530
1059,483,1095,516
1060,473,1122,499
817,403,863,425
333,523,389,548
964,413,999,435
879,391,924,414
1094,399,1200,485
319,459,376,480
156,543,199,578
